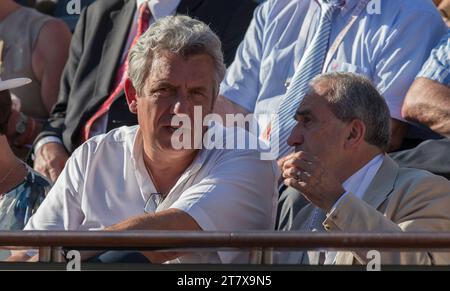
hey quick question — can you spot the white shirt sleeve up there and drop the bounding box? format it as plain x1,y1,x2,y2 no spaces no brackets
169,149,279,263
219,2,270,112
24,145,87,231
373,9,447,121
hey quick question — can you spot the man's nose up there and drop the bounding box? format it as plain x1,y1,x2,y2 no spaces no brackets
171,93,190,114
287,123,304,147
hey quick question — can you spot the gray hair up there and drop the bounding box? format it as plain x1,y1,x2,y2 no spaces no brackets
128,15,226,99
307,72,391,151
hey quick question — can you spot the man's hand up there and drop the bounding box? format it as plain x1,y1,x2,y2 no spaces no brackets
34,142,69,182
277,154,293,183
277,154,291,172
281,151,345,213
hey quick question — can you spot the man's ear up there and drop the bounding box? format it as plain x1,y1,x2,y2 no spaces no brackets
344,118,366,149
125,78,138,114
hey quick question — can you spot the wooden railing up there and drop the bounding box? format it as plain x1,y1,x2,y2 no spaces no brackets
1,231,450,264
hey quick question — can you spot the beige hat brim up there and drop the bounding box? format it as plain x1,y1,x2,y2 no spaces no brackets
0,78,32,92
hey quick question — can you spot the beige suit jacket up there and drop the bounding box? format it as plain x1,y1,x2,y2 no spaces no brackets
287,155,450,265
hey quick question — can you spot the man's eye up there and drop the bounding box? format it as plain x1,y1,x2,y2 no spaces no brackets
190,91,207,101
153,87,173,95
296,116,311,125
302,117,311,123
191,90,205,96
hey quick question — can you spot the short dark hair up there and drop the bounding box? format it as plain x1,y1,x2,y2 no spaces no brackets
0,90,12,135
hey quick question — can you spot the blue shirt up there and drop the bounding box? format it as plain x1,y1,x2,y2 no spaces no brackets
417,29,450,86
220,0,447,133
0,165,50,230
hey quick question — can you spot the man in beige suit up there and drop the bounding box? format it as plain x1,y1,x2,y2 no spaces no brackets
277,72,450,265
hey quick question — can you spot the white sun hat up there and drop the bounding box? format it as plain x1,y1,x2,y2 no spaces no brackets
0,77,32,92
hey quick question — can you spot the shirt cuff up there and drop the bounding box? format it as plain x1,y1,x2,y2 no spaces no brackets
34,136,63,155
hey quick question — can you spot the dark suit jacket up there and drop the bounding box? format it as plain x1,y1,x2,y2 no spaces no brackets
38,0,257,153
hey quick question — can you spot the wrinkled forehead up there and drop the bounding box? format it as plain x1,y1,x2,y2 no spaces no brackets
299,85,330,109
148,52,215,82
296,85,338,120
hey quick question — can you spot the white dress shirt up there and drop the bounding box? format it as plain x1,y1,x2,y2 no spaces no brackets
333,154,384,210
25,125,279,264
220,0,447,134
323,153,384,264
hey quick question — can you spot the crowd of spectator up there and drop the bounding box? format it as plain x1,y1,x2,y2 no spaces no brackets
1,0,450,265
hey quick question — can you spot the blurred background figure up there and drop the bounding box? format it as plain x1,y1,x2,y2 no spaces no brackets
34,0,58,16
0,78,50,233
389,0,450,179
35,0,97,31
393,29,450,179
0,0,71,160
218,0,447,161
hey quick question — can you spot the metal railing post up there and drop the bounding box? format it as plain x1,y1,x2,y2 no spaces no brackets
262,247,274,265
52,247,65,263
249,248,262,264
38,246,52,263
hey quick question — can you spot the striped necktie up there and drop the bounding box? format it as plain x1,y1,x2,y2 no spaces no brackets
301,207,328,265
270,0,344,159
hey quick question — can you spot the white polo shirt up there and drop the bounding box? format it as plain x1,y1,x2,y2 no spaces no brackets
25,125,279,264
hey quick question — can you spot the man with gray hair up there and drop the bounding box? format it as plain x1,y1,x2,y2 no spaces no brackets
10,15,278,264
277,72,450,265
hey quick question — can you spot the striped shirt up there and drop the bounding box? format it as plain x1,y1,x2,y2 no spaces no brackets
418,30,450,86
221,0,447,133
